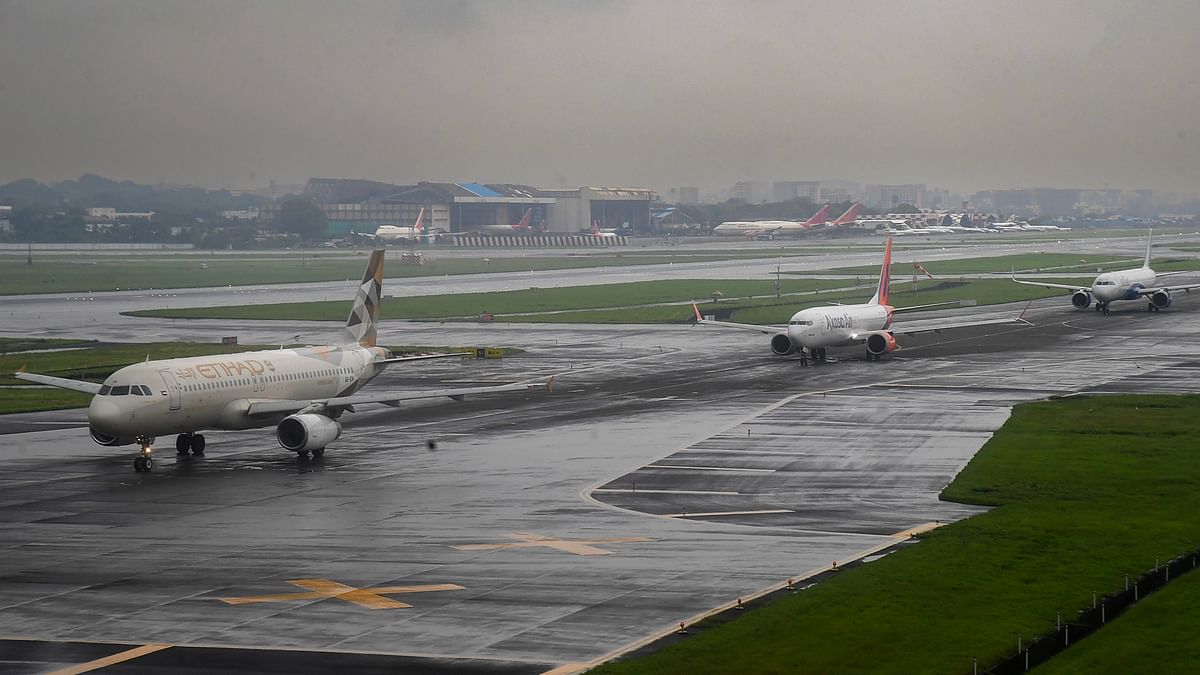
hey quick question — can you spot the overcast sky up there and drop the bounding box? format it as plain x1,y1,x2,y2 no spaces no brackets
2,0,1198,196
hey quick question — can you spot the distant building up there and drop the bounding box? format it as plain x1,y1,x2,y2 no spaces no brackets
221,208,260,220
267,178,653,235
732,181,770,203
864,184,927,209
86,207,154,220
671,187,700,204
819,187,851,204
0,205,11,233
772,181,820,203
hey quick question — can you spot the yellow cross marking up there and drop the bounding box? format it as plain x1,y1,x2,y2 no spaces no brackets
219,578,464,609
453,531,651,556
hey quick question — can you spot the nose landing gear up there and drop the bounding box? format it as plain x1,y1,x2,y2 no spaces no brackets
133,435,155,472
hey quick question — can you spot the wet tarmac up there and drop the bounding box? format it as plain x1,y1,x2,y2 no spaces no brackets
3,261,1200,672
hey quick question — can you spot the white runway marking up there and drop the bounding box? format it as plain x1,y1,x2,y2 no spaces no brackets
645,464,776,473
591,488,740,496
664,509,793,518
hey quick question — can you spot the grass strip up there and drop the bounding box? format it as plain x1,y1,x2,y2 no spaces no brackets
592,394,1200,675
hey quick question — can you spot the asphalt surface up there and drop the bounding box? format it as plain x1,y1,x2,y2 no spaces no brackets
3,240,1200,673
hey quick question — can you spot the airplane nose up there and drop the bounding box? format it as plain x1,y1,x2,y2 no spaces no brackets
88,398,123,434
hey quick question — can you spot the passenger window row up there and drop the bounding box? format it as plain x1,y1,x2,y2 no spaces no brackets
176,367,353,392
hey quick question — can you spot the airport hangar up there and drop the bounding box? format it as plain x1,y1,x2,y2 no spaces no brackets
266,178,655,236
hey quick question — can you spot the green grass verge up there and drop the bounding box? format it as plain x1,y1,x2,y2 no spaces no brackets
0,252,795,295
0,388,94,414
592,394,1200,675
1035,568,1200,674
0,336,98,353
124,279,831,321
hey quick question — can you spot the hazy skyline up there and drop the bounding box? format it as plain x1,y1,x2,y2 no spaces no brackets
2,0,1198,196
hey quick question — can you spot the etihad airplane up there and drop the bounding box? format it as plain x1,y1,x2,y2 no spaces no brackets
712,204,832,237
1012,230,1199,315
15,250,551,472
374,207,431,242
693,238,1029,361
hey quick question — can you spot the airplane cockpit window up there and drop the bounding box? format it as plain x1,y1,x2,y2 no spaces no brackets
110,385,130,396
130,386,144,396
99,385,111,395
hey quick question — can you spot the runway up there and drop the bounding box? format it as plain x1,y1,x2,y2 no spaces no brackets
3,262,1200,672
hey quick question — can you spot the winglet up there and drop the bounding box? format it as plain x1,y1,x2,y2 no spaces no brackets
17,364,26,373
691,301,703,323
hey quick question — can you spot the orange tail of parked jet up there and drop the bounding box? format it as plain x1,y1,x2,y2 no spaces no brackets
414,207,425,233
803,204,832,228
513,208,533,231
830,203,861,227
868,237,893,306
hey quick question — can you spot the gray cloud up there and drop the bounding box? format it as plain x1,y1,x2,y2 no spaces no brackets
1,0,1198,195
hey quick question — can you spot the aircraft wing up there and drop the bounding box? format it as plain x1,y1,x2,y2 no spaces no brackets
691,303,787,336
1136,282,1200,296
892,314,1031,336
246,377,553,416
378,352,466,364
1011,274,1087,292
892,300,968,314
14,371,102,395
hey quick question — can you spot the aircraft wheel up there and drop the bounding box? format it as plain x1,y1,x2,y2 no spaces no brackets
191,434,206,455
176,434,190,455
143,457,153,471
134,456,152,472
296,450,310,459
310,448,325,458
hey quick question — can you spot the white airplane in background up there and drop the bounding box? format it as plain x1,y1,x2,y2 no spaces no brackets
16,250,552,472
374,207,431,242
1012,230,1200,315
712,205,832,237
693,238,1030,362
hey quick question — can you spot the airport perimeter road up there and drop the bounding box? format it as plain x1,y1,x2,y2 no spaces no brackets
2,296,1200,672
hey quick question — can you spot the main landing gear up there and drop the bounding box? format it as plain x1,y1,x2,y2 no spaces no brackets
800,348,827,366
1147,302,1161,313
295,448,325,460
175,432,206,456
1095,302,1111,316
133,435,154,472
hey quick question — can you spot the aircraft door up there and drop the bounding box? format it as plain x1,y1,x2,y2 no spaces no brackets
158,370,182,411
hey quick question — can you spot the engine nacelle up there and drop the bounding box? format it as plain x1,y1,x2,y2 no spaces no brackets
865,332,897,356
770,334,796,355
1150,289,1172,309
89,427,138,446
276,413,342,452
1071,291,1093,308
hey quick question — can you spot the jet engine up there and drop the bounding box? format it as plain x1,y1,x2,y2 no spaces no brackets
1071,291,1093,308
770,334,796,356
89,428,142,446
865,332,897,356
1150,289,1172,309
276,413,342,452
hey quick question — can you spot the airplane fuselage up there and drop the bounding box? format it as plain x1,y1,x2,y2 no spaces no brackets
786,303,892,349
1090,267,1158,303
87,345,387,442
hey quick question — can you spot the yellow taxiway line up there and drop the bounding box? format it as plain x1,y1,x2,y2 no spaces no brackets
46,643,171,675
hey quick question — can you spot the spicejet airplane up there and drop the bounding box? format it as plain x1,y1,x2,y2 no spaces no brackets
712,204,832,237
15,250,552,472
693,238,1029,361
1012,230,1200,315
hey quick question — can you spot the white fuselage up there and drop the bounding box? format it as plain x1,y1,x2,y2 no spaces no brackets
374,225,423,241
713,221,789,236
87,345,386,440
785,303,892,349
1090,267,1158,303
